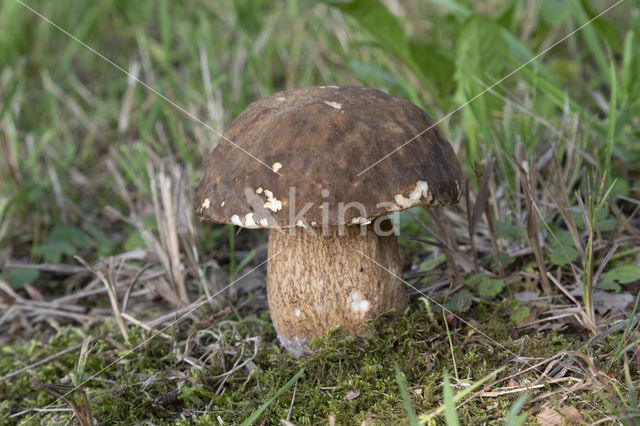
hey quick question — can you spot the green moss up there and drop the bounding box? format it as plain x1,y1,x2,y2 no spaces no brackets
1,302,628,425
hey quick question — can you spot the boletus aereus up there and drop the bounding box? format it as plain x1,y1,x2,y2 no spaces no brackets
195,86,462,357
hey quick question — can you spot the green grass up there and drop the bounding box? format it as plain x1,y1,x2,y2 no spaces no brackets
1,0,640,424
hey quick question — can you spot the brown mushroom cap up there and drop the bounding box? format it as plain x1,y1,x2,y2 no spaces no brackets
194,86,462,228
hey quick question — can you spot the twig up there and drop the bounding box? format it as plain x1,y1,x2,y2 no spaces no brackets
286,381,298,422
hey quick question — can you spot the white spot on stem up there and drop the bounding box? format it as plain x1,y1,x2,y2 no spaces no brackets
347,291,370,315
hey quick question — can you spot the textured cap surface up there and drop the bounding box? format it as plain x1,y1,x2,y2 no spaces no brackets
194,86,462,228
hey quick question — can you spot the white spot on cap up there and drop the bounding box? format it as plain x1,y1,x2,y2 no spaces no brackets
295,219,306,228
276,96,286,101
394,180,431,209
319,85,339,89
350,217,371,225
221,200,226,207
231,214,243,227
256,187,263,194
347,291,370,315
259,218,269,227
263,189,283,212
294,308,301,318
272,162,282,173
323,101,342,110
201,198,211,209
244,213,258,228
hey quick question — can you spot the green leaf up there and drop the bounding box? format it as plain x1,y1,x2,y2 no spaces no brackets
602,265,640,284
548,231,579,266
494,219,525,239
468,274,505,299
49,225,91,247
9,268,39,290
33,241,76,263
478,278,505,299
325,0,433,88
347,60,400,88
444,291,472,312
326,0,414,70
540,0,572,25
420,254,447,271
454,14,508,117
409,41,456,94
598,281,621,292
510,306,531,323
124,231,146,252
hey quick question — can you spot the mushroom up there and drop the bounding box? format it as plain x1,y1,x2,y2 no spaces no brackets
195,86,462,357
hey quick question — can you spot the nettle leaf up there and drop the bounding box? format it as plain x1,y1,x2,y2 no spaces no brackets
9,268,39,290
33,241,76,263
602,265,640,284
478,277,505,298
467,274,505,298
548,230,579,266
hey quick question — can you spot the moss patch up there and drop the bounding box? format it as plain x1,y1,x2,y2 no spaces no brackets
0,302,628,425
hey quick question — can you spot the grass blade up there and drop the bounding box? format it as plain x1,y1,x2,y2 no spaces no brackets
442,369,459,426
240,368,305,426
394,362,419,426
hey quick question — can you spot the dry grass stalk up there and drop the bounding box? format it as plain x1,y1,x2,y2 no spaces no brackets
75,256,129,344
105,158,195,306
149,164,189,304
30,378,95,426
518,159,553,294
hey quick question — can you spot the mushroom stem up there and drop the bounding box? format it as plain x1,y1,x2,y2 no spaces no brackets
267,223,405,358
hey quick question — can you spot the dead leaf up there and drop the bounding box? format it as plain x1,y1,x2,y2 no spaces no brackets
593,291,634,314
537,405,584,425
344,390,361,401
